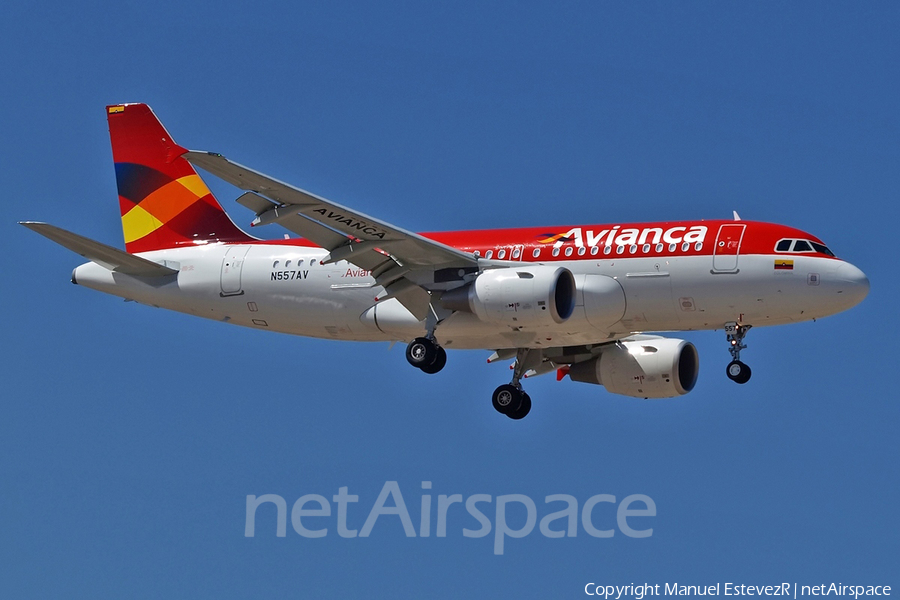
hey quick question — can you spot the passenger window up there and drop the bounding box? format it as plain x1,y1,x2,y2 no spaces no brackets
642,244,650,253
668,243,676,252
681,242,690,252
603,246,612,255
512,248,520,259
590,246,599,256
473,250,481,258
498,249,506,259
616,246,625,255
793,240,813,252
485,250,493,259
552,247,560,257
695,242,703,251
655,243,663,252
273,261,279,268
776,239,792,252
565,247,573,257
532,248,540,258
577,246,586,256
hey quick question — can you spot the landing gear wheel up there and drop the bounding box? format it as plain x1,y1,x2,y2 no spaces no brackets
507,393,532,420
419,347,447,374
406,337,437,369
492,384,522,415
726,360,752,384
724,322,753,384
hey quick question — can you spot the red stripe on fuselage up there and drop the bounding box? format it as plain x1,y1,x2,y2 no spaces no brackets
240,220,839,261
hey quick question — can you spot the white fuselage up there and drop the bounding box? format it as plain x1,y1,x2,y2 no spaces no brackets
71,242,869,351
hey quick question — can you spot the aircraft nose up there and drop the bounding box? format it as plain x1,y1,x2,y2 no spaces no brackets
835,262,869,308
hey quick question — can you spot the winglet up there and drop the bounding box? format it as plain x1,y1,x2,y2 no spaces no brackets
166,142,190,164
20,222,178,277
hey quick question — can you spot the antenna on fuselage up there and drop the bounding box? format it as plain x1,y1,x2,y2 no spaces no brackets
733,210,742,221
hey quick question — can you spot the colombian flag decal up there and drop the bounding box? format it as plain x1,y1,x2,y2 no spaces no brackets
775,259,794,270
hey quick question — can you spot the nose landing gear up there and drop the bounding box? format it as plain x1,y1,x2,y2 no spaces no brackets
724,322,752,384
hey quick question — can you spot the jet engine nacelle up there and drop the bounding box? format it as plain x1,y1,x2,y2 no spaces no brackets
441,266,576,328
568,338,699,399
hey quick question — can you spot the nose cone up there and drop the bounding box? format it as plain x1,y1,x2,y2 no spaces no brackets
835,262,870,309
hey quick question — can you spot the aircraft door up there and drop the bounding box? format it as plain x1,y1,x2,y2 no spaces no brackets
712,224,746,273
220,245,250,296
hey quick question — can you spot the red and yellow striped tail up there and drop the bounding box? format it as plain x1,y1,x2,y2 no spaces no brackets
107,103,253,253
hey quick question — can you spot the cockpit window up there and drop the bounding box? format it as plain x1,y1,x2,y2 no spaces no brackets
775,238,835,257
810,242,835,257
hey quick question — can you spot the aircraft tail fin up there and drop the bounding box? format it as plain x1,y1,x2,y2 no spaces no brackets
107,103,254,253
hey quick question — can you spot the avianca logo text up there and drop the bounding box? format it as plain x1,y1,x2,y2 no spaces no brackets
311,207,387,239
538,226,708,248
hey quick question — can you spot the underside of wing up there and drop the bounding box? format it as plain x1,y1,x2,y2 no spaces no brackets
184,151,475,269
184,150,480,319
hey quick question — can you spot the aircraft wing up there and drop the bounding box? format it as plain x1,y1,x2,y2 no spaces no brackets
183,150,479,319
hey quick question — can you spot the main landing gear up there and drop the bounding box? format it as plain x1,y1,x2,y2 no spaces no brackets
492,384,532,420
491,348,538,420
406,337,447,374
724,322,752,384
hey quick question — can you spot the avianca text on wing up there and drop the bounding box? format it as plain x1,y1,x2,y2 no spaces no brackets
244,481,655,555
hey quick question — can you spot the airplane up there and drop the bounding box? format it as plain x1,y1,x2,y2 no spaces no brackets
21,103,869,420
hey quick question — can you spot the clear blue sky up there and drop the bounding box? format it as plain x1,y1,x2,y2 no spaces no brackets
2,2,897,597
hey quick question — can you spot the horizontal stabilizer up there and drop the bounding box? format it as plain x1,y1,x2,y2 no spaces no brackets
20,222,178,277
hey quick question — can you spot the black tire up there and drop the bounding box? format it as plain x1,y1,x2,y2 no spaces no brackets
420,347,447,374
736,363,752,384
492,384,522,415
406,337,437,368
507,393,532,420
726,360,752,384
